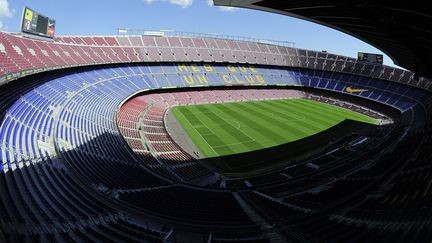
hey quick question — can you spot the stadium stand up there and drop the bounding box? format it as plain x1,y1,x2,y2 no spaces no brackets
1,32,431,90
0,30,431,242
214,0,432,80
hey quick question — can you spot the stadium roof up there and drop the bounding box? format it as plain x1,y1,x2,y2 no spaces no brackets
214,0,432,80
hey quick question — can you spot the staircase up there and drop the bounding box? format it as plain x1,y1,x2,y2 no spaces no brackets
233,192,288,243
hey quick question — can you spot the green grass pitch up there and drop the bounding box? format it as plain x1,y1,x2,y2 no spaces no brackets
171,98,379,158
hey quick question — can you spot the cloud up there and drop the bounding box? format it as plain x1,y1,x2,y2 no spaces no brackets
142,0,237,11
143,0,193,8
207,0,238,12
218,6,238,12
0,0,13,17
0,0,14,30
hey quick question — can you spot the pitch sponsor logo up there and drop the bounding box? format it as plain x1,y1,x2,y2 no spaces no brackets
346,86,368,93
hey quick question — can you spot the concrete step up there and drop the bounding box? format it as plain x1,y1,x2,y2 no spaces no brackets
233,192,288,243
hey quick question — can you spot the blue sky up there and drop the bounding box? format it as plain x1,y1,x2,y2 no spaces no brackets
0,0,397,66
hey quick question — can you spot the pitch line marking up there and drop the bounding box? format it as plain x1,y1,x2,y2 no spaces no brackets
181,108,237,170
178,110,220,156
224,119,241,130
186,110,242,130
191,118,255,150
207,105,259,148
188,106,258,154
185,108,245,157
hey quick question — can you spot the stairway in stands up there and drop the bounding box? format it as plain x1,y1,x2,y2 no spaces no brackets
233,192,288,243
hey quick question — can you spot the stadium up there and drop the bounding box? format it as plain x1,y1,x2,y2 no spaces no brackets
0,1,431,242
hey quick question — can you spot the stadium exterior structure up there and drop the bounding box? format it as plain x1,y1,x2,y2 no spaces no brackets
0,31,431,242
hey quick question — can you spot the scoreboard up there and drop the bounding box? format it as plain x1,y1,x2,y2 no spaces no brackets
358,52,383,64
21,7,56,38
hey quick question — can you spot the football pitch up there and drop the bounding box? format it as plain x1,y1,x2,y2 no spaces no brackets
171,98,379,158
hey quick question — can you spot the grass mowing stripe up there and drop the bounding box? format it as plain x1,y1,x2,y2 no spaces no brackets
262,100,342,129
178,106,250,155
258,100,330,137
217,103,290,144
198,105,266,149
186,105,237,147
232,102,310,140
175,106,218,156
185,105,239,156
207,104,279,147
280,99,356,124
218,102,294,143
194,105,262,154
255,101,331,137
175,106,224,157
172,98,379,158
251,100,331,134
278,99,346,124
293,99,377,124
298,99,378,124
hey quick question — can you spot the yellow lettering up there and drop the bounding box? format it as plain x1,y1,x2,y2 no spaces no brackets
223,75,232,83
234,76,244,84
245,75,255,84
249,66,258,73
203,64,214,72
183,75,194,85
178,63,189,73
227,65,237,73
197,75,209,84
238,66,247,73
255,75,266,84
191,64,201,73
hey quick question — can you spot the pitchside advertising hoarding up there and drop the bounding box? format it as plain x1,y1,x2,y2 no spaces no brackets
358,52,384,64
21,7,56,38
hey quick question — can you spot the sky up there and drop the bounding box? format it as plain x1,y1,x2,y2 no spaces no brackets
0,0,397,67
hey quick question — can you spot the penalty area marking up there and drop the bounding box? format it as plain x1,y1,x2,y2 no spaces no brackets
181,109,258,156
178,110,220,156
191,118,255,149
184,110,242,129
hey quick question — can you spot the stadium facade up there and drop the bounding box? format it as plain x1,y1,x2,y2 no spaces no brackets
0,29,431,242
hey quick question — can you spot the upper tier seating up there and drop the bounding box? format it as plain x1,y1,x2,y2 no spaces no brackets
1,32,430,91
